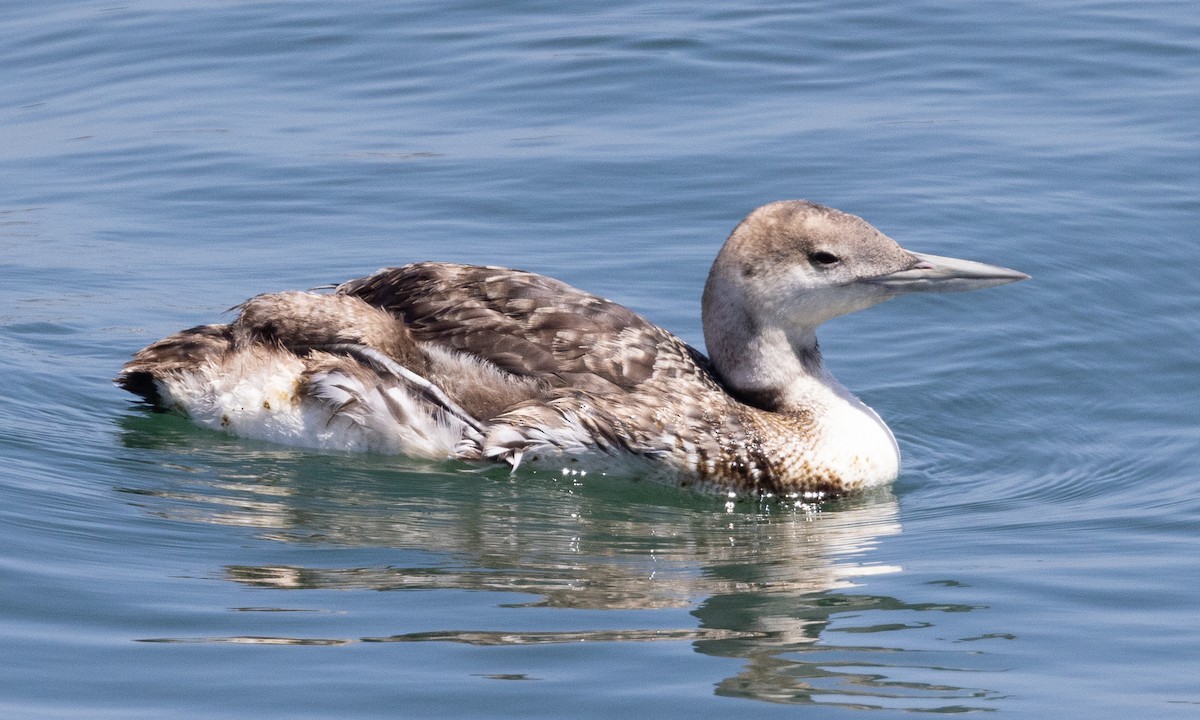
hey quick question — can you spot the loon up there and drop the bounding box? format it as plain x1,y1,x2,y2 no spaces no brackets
117,201,1027,496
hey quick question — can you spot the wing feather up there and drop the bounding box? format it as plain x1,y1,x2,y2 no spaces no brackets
338,262,721,395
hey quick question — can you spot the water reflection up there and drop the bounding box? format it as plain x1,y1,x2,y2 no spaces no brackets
119,417,1000,710
695,592,995,710
215,489,904,610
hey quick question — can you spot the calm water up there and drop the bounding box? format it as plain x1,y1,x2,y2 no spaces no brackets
2,0,1198,717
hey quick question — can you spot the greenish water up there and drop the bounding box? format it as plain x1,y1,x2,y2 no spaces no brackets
2,1,1198,717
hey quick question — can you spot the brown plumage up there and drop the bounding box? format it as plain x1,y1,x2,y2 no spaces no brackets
118,201,1027,496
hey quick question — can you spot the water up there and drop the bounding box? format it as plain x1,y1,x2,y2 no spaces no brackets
2,0,1198,716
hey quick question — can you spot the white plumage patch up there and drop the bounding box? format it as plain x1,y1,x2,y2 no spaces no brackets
153,348,465,459
477,410,688,483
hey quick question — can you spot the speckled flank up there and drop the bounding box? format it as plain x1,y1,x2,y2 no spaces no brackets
117,201,1025,496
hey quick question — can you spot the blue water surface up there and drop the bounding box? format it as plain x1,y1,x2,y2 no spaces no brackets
2,0,1198,717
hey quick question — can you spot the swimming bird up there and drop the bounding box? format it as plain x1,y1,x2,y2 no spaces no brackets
117,201,1027,496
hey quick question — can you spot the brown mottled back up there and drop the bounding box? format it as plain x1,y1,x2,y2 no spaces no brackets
339,262,721,397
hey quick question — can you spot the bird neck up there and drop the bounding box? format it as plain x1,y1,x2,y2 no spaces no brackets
701,267,833,411
704,313,842,414
702,265,897,429
702,308,902,488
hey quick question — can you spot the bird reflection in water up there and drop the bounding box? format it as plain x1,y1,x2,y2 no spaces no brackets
119,425,1001,711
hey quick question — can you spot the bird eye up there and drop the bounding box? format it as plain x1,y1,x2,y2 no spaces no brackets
809,251,840,266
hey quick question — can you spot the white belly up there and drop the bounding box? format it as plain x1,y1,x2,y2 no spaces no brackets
152,349,466,459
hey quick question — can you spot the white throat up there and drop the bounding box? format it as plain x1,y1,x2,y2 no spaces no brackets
703,279,901,488
798,359,901,488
